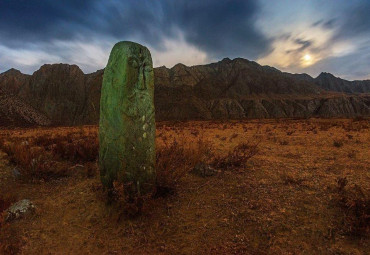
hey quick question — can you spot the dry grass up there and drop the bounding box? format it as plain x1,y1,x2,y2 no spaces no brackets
0,118,369,254
155,136,212,194
335,177,370,237
212,141,259,170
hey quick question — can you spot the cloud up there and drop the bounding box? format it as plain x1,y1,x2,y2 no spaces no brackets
0,44,61,74
0,0,271,73
293,39,313,52
312,18,336,29
257,0,370,80
0,0,369,80
149,32,208,68
302,41,370,80
334,1,370,39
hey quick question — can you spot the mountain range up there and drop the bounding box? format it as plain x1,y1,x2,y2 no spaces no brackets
0,57,369,127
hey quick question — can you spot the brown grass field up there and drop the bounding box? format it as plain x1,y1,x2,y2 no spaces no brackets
0,118,369,254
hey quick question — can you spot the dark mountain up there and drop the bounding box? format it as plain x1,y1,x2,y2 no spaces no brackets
0,58,369,126
315,72,370,93
18,64,87,125
0,68,30,95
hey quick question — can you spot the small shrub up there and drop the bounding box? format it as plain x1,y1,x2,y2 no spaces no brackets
352,116,364,122
347,150,356,159
1,141,66,180
335,177,370,237
52,137,98,162
279,140,289,146
109,137,213,217
229,133,238,141
155,137,213,193
212,141,259,170
286,131,294,136
281,172,304,185
346,134,353,140
333,139,344,148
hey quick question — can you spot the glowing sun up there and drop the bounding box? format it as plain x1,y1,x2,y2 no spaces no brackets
301,53,314,67
303,54,311,61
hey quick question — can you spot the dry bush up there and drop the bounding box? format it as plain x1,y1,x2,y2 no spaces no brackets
155,137,213,196
279,140,289,146
352,116,365,122
280,171,304,185
212,141,259,170
333,139,344,148
53,136,98,162
346,134,353,140
229,133,238,141
335,177,370,237
1,142,51,179
33,135,57,147
109,137,213,217
0,140,73,180
286,130,295,136
347,150,356,159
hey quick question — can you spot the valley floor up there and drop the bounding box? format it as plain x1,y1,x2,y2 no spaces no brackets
0,119,369,254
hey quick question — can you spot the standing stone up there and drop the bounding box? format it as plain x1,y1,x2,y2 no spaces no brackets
99,41,156,198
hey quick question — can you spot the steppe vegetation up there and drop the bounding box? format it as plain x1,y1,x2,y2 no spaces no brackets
0,118,369,254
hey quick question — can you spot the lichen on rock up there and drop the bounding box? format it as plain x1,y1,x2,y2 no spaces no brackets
99,41,156,198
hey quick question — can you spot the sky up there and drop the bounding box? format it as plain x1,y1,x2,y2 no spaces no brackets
0,0,369,80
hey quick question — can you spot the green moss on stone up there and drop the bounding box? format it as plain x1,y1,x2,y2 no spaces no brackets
99,41,156,197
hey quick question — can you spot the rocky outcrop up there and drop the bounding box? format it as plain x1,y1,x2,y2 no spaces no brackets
155,58,322,99
0,58,369,126
5,199,35,222
0,68,30,95
0,94,51,127
315,72,370,93
18,64,87,125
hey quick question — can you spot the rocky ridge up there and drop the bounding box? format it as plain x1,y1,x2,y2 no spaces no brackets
0,58,369,126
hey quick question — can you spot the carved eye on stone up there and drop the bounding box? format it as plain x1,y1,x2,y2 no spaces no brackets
143,61,152,72
128,57,139,68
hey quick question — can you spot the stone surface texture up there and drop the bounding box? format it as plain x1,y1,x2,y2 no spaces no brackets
6,199,35,222
99,41,156,197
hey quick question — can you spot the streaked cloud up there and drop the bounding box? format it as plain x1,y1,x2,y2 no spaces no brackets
0,0,369,80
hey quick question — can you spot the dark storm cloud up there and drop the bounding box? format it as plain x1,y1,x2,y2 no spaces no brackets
285,38,313,54
335,1,370,39
0,0,99,45
322,19,336,29
294,38,312,52
0,0,271,61
311,18,336,29
161,0,271,59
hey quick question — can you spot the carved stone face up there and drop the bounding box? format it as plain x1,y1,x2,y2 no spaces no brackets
99,41,156,195
105,42,154,119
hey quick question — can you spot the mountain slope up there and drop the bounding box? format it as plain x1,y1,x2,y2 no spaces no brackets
0,58,369,126
0,68,30,95
315,72,370,93
0,92,51,127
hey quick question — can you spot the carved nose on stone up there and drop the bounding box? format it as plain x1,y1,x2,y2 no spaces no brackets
138,66,147,90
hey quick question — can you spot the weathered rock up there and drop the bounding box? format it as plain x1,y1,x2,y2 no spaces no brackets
315,72,370,93
0,68,29,95
1,58,370,126
99,41,156,197
5,199,35,222
18,64,87,125
12,167,21,179
0,94,51,127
